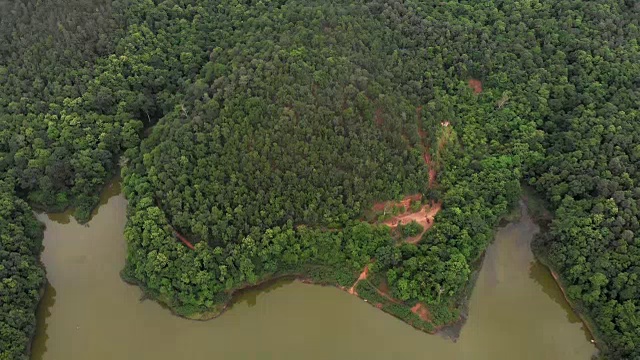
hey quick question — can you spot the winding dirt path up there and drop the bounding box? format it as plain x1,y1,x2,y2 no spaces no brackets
411,302,432,322
154,197,196,250
340,101,462,334
383,201,442,244
424,153,437,188
173,229,195,250
348,265,369,295
347,268,401,306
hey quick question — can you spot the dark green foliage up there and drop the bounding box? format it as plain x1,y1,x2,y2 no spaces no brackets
0,1,126,357
98,1,640,358
0,180,45,360
0,0,134,220
2,0,640,359
112,4,535,350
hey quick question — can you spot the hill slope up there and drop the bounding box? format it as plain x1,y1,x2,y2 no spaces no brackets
1,1,639,359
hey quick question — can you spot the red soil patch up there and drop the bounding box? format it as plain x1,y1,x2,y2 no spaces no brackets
424,153,437,188
468,79,482,94
154,197,196,251
348,265,369,295
411,302,432,322
346,264,400,304
344,267,440,332
174,231,195,250
384,201,442,244
383,202,440,228
372,148,442,244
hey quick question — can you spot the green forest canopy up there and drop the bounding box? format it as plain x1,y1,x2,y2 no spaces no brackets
1,1,639,359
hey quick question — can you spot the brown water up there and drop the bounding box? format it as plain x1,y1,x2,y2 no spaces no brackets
32,179,596,359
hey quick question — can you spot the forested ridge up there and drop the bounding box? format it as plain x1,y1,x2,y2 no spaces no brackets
1,0,639,359
0,0,128,358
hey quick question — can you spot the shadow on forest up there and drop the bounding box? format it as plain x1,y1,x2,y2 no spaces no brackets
231,278,296,308
31,283,56,360
42,176,122,225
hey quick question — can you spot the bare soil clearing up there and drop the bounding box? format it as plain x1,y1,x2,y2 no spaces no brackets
424,153,437,187
384,201,442,244
346,264,400,305
348,111,453,330
468,78,482,94
411,303,432,322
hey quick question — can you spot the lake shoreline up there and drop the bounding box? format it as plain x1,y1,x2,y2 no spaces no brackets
522,190,603,354
27,280,47,358
121,268,355,321
117,199,555,340
122,265,454,335
33,182,597,359
534,253,603,353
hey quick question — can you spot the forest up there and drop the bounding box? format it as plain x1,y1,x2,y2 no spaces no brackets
1,0,639,359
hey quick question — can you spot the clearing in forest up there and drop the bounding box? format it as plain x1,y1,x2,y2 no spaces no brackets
344,113,454,333
410,302,432,322
468,78,483,94
347,265,402,305
383,201,442,244
424,153,437,188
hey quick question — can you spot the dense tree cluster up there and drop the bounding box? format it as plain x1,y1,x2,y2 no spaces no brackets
1,0,639,359
0,0,125,357
120,0,533,334
528,4,640,355
0,180,45,360
120,0,431,317
0,0,142,220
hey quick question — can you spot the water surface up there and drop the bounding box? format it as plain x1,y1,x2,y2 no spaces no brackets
32,180,596,359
